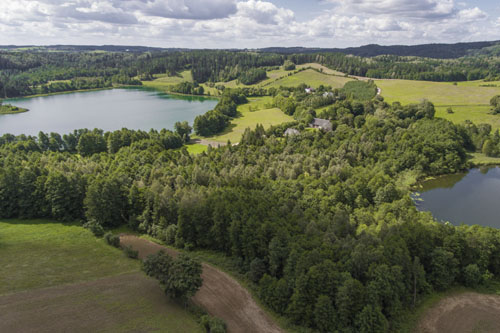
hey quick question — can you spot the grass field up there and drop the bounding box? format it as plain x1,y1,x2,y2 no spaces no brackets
265,69,353,89
469,152,500,166
146,64,352,97
435,105,500,129
0,219,202,332
203,96,294,143
376,79,500,106
377,79,500,129
0,220,139,294
185,143,208,155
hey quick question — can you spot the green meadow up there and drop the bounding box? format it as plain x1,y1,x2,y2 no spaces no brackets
265,69,353,89
376,79,500,129
0,219,202,332
203,96,293,143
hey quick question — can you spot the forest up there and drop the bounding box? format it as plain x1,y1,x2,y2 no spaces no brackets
2,82,500,332
2,46,500,98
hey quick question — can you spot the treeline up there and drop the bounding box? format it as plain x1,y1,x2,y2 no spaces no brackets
260,41,498,59
0,127,184,158
0,51,142,97
168,82,204,95
3,93,500,332
38,78,111,94
2,49,500,98
290,53,500,82
193,89,248,136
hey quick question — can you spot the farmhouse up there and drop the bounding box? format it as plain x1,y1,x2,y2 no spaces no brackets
310,118,333,132
305,87,315,94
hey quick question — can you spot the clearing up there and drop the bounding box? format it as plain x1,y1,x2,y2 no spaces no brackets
416,292,500,333
194,96,293,144
376,79,500,129
120,235,284,333
0,220,201,333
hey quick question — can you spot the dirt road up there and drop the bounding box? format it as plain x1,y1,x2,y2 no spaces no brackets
120,235,283,333
416,292,500,333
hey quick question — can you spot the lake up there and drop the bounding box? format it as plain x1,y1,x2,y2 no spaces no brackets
415,167,500,228
0,88,218,136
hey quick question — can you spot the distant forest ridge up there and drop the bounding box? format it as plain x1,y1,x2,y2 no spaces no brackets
258,41,500,59
1,40,500,59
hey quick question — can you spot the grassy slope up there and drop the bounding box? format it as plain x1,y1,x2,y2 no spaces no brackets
0,220,139,293
0,219,202,332
376,79,500,105
143,67,345,143
203,96,294,143
377,79,500,129
185,143,209,155
266,69,353,89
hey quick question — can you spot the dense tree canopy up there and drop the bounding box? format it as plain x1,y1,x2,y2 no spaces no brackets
2,86,500,332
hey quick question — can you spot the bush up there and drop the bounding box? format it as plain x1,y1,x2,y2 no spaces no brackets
104,232,120,248
165,224,178,245
283,60,296,71
200,315,227,333
464,264,483,287
142,251,202,299
83,219,105,237
249,258,267,283
123,245,139,259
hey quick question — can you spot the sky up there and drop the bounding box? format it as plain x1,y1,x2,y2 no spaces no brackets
0,0,500,48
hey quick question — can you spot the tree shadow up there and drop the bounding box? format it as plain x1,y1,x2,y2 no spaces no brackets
0,218,80,227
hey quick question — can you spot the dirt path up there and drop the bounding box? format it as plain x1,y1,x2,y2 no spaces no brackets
192,139,227,147
120,235,283,333
416,292,500,333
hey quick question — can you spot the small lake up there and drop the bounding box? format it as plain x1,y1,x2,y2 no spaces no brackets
1,88,218,136
415,167,500,228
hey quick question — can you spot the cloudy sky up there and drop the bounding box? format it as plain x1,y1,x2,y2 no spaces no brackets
0,0,499,48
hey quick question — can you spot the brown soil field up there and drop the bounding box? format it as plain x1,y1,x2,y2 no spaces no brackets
416,292,500,333
120,235,284,333
0,272,202,333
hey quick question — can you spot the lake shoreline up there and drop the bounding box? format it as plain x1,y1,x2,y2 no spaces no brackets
0,88,218,136
6,85,219,102
414,166,500,228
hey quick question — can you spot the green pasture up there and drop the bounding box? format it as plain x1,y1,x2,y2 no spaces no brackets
206,96,293,143
0,219,202,332
266,69,353,89
0,219,139,294
376,79,500,106
435,105,500,130
377,79,500,129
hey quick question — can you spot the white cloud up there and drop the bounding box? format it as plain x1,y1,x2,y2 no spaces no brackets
236,0,294,25
0,0,497,48
457,7,487,21
326,0,457,19
119,0,238,20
